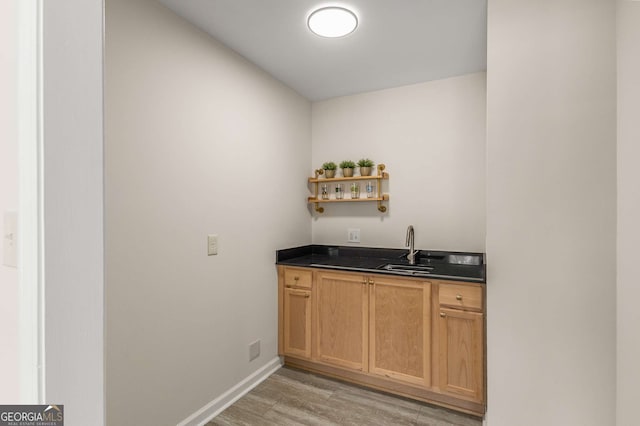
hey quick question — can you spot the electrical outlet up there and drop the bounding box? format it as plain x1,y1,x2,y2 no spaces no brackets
207,234,218,256
249,340,260,361
347,228,360,243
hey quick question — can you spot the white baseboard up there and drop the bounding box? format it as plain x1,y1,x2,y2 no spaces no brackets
177,357,283,426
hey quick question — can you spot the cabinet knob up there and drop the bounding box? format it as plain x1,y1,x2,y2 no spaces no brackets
368,278,374,285
294,276,299,281
456,294,463,301
440,312,446,318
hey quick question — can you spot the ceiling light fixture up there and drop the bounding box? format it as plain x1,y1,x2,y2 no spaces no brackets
307,6,358,38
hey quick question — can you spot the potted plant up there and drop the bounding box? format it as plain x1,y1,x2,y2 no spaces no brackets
339,160,356,177
322,161,337,178
357,158,375,176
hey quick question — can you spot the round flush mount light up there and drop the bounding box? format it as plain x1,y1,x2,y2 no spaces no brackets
307,6,358,38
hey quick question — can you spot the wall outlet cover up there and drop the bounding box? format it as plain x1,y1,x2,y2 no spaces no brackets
347,228,360,243
249,340,260,361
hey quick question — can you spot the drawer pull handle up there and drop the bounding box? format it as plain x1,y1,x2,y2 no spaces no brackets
456,294,463,301
294,276,299,281
440,312,446,318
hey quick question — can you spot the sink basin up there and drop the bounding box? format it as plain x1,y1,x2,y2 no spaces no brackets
378,264,435,276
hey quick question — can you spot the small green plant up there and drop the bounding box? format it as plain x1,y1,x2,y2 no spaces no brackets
357,158,374,167
322,161,337,171
339,160,356,169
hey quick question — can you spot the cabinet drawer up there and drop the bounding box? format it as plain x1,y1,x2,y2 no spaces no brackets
284,268,312,289
439,283,483,310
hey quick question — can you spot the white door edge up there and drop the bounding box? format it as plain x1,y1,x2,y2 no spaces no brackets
17,0,45,405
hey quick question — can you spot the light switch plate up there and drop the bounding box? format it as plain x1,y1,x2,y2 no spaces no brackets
347,228,360,243
207,234,218,256
3,210,17,268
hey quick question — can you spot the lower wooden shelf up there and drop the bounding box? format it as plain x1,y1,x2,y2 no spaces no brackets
308,194,389,212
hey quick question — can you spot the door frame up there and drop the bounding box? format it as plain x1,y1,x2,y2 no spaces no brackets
17,0,45,404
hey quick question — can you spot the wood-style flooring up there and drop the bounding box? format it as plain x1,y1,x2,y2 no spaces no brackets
207,366,482,426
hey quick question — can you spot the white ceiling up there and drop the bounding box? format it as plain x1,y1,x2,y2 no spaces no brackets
157,0,487,101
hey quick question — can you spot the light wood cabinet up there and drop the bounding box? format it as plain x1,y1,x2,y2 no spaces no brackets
283,287,312,359
277,266,486,416
279,266,312,360
434,281,485,404
283,268,312,289
315,271,369,371
439,283,482,310
369,275,431,387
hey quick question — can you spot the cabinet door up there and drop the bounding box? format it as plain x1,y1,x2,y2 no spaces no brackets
315,271,368,371
369,276,431,387
438,308,484,402
283,287,312,359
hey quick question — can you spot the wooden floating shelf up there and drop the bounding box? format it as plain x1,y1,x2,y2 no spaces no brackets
308,195,389,203
308,172,389,184
309,164,389,213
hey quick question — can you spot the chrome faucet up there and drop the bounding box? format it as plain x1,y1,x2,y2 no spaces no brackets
406,225,419,265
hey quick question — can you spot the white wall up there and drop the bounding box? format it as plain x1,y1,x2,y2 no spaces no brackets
617,1,640,424
104,0,311,424
486,1,616,425
311,73,486,252
42,0,105,424
0,0,20,404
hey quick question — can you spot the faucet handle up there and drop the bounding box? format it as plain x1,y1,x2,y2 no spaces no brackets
407,249,419,262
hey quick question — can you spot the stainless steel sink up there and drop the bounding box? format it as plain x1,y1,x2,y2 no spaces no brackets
378,263,435,276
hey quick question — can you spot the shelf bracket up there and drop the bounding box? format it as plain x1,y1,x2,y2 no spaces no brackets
376,164,386,212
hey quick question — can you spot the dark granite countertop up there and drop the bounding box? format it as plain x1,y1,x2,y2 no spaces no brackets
276,245,486,283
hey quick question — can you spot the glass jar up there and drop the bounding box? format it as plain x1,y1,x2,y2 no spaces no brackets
366,181,374,198
321,183,329,200
350,182,360,199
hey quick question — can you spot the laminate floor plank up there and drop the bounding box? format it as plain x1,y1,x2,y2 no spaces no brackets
272,391,349,424
265,402,341,426
229,392,277,417
206,366,482,426
275,365,353,393
209,405,282,426
327,389,420,426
